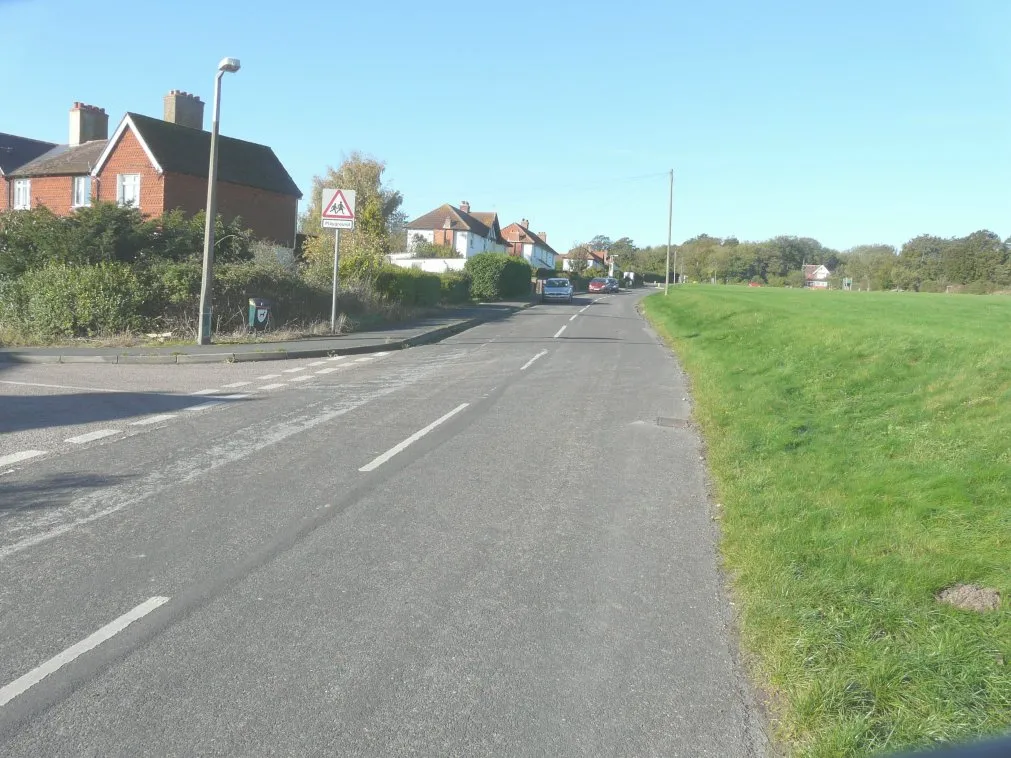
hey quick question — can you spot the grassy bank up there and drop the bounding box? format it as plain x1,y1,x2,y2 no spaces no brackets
642,287,1010,757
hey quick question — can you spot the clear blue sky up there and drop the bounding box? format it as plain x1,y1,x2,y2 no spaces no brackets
4,0,1009,252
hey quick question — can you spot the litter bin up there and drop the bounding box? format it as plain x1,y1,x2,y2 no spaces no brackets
248,297,271,331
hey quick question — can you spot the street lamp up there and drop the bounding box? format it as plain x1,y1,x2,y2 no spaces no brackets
197,57,241,345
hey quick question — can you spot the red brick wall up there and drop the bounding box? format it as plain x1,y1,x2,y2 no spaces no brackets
94,126,164,213
0,176,77,214
164,172,297,247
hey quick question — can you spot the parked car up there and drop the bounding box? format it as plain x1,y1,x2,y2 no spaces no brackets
605,277,619,292
588,277,608,293
542,278,574,303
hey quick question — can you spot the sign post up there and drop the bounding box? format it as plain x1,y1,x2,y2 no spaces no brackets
320,188,356,333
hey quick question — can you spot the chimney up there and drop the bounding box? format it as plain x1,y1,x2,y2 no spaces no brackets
459,201,470,213
538,231,547,242
520,218,529,229
163,90,205,130
69,103,109,146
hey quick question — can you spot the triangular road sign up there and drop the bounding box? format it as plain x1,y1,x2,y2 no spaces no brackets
322,189,355,221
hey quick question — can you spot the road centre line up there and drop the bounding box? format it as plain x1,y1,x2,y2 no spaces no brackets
66,429,119,444
185,401,223,412
315,367,343,375
553,325,567,339
221,381,252,388
579,305,590,313
0,596,169,708
282,367,307,374
290,376,313,383
217,393,251,400
189,389,219,395
521,350,548,371
257,374,282,380
569,314,578,321
307,361,328,367
258,383,287,390
130,414,177,426
0,450,46,468
359,403,469,472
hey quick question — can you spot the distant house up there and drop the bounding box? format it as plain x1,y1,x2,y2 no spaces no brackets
0,132,59,209
803,264,831,289
500,219,556,269
557,249,606,273
404,201,507,257
2,94,302,247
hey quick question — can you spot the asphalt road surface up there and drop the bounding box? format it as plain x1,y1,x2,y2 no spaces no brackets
0,291,767,757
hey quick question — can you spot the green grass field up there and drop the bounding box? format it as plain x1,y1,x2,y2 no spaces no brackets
642,287,1010,757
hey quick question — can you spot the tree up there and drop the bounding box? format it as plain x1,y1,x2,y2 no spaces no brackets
566,243,592,276
299,152,404,281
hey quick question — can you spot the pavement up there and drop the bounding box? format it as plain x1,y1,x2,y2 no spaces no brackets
0,302,531,364
0,290,768,757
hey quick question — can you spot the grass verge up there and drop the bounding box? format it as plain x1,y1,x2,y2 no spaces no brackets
642,286,1010,757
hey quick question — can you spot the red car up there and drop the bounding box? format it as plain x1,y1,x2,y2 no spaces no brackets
588,277,608,293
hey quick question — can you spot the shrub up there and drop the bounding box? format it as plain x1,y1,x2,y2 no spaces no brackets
373,266,441,307
439,271,471,303
464,253,532,300
4,262,147,338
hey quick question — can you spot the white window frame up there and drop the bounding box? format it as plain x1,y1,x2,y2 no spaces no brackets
116,173,141,207
72,175,92,208
12,179,30,210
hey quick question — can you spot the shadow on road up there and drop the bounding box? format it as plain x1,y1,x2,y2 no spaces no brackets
0,392,252,435
0,472,135,512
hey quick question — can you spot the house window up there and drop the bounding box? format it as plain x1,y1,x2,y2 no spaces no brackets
117,174,141,207
12,179,30,210
72,176,92,208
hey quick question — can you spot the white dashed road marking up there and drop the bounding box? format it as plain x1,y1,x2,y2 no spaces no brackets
185,401,224,412
521,350,548,371
218,393,251,400
569,314,578,321
359,403,469,472
66,429,119,444
282,367,307,374
130,414,178,426
553,325,567,339
0,380,119,393
0,596,170,708
0,450,46,468
190,389,219,396
258,383,287,391
221,381,252,389
315,367,342,375
307,361,328,367
258,374,282,380
290,376,313,383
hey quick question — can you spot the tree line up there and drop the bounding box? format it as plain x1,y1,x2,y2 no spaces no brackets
567,230,1011,292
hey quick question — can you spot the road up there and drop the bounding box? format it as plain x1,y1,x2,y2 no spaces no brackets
0,291,767,757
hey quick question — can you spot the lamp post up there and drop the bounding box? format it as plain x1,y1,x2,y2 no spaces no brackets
197,57,241,345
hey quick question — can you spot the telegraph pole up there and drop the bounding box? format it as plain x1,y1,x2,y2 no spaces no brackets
664,169,673,295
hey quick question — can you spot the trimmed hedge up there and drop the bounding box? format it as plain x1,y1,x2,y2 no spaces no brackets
373,266,442,307
464,253,532,300
438,272,471,303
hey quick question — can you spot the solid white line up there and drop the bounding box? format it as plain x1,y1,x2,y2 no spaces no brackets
290,376,313,383
0,380,118,393
282,367,307,374
66,429,119,444
0,596,169,708
359,403,469,472
315,367,343,375
185,401,223,412
218,393,251,400
129,414,177,426
553,325,567,339
0,450,46,467
258,383,287,390
521,350,548,371
569,314,578,321
189,389,219,396
220,381,252,389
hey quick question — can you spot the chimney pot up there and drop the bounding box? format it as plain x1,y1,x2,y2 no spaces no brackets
459,201,470,213
539,231,547,242
69,101,109,146
164,90,206,130
520,218,529,229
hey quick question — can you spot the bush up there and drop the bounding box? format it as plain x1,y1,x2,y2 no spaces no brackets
373,266,442,307
3,262,147,338
464,253,532,300
439,271,471,303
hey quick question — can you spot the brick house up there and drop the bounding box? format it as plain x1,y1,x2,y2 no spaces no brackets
2,94,302,247
404,201,507,257
500,219,556,269
0,132,59,202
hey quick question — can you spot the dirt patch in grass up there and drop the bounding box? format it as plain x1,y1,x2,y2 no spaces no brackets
937,584,1001,613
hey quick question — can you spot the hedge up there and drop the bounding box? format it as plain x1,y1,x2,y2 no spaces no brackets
373,266,442,307
439,271,471,303
464,253,532,300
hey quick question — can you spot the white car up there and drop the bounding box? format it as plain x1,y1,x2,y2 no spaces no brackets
542,278,574,303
